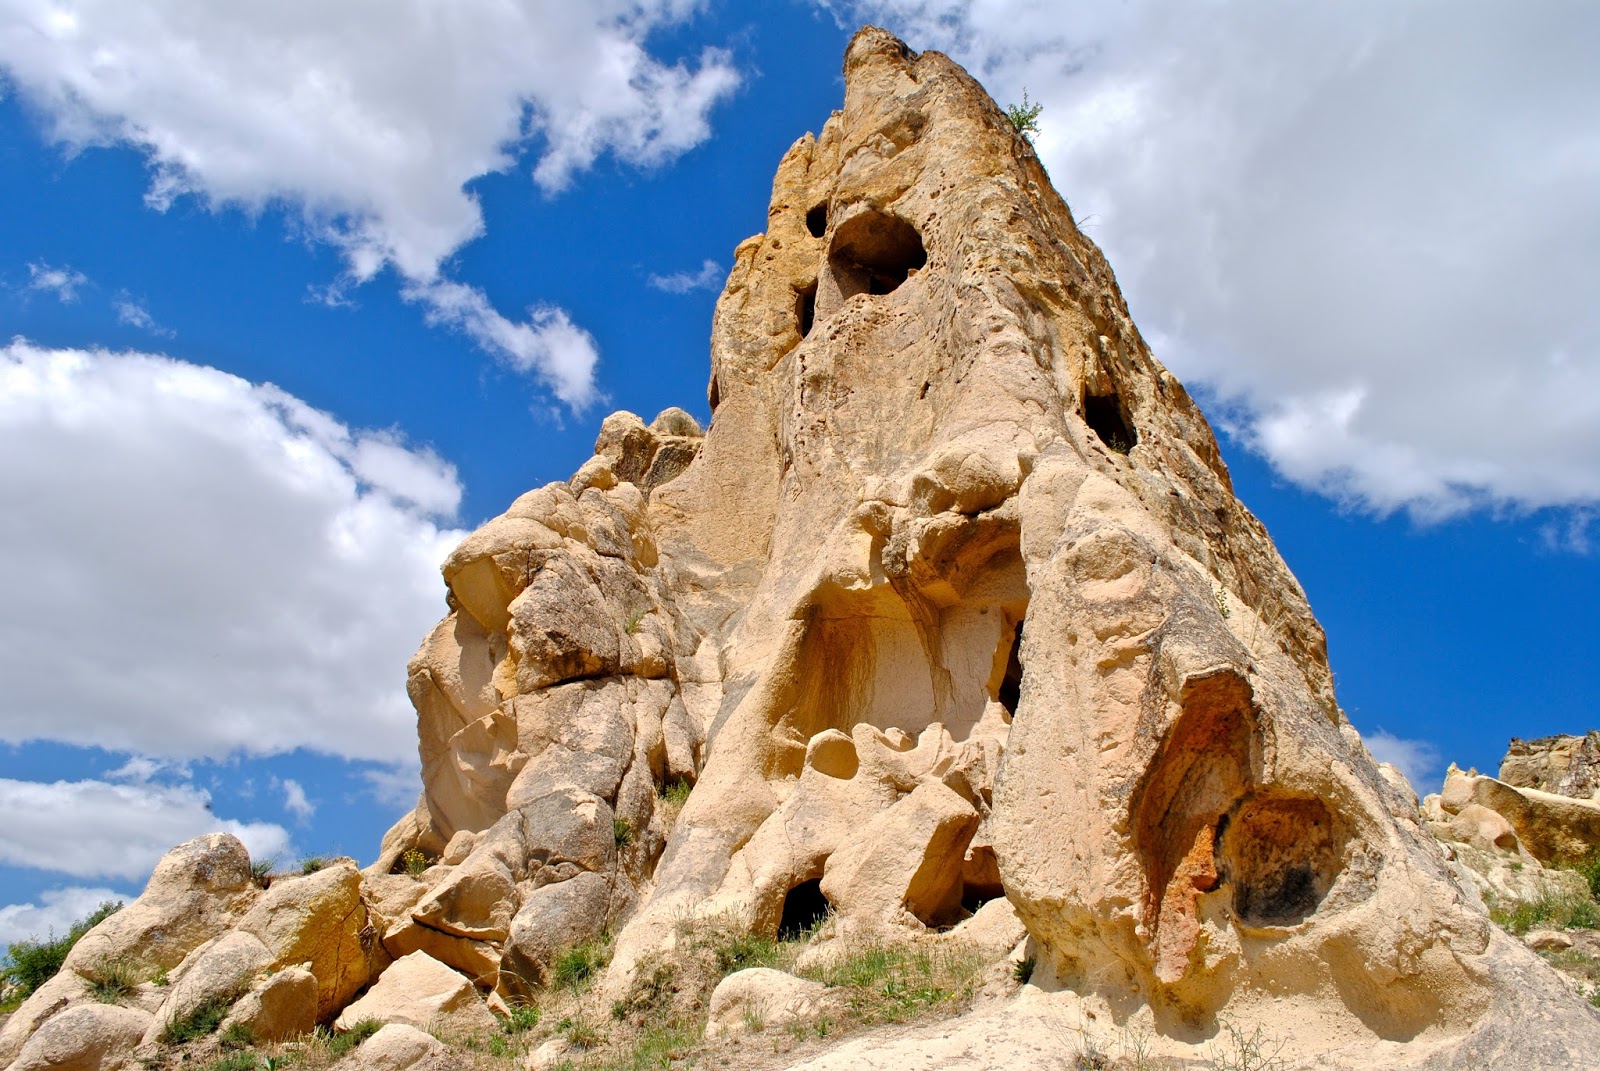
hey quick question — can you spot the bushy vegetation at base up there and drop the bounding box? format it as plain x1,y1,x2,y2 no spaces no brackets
0,899,121,1007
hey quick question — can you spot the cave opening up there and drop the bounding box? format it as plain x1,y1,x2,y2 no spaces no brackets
1084,391,1137,454
997,620,1024,717
828,208,926,300
778,878,832,939
806,202,828,239
795,281,817,338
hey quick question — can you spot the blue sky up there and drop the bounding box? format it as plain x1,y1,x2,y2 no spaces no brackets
0,1,1596,944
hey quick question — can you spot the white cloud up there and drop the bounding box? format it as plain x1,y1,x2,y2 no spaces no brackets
1363,730,1443,794
278,778,314,823
0,777,291,880
0,1,741,409
362,762,422,811
411,281,602,410
0,339,465,764
25,261,86,302
837,2,1600,518
113,293,171,337
0,885,130,946
648,259,724,294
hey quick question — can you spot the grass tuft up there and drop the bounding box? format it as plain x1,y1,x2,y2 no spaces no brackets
552,933,613,992
85,955,140,1005
160,995,232,1044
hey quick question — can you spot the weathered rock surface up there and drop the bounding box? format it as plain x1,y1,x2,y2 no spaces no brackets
705,968,832,1039
333,950,497,1036
339,1023,445,1071
9,24,1599,1071
9,1003,149,1071
1501,732,1600,801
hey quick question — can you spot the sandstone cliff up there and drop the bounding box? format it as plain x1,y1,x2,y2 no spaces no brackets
6,25,1599,1071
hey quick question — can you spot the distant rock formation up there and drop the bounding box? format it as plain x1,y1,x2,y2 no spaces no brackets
1502,732,1600,801
6,25,1599,1071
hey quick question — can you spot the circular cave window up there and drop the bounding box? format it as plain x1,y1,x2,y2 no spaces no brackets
828,208,927,298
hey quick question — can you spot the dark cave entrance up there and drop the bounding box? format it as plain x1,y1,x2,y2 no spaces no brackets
1084,391,1137,454
795,281,817,338
778,878,832,939
806,202,829,239
828,208,926,299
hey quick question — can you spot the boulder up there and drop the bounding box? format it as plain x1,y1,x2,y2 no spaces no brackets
333,950,497,1037
237,858,375,1020
216,965,318,1043
340,1023,445,1071
9,1003,150,1071
1438,766,1600,866
141,930,272,1045
705,968,831,1038
820,780,980,927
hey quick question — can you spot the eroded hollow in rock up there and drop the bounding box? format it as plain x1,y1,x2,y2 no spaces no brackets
990,618,1024,717
1084,390,1137,454
1219,795,1346,927
829,208,927,299
782,544,1027,751
806,202,828,239
779,877,832,939
796,281,817,338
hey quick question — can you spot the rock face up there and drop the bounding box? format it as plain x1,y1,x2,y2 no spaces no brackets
356,24,1599,1065
8,25,1599,1071
1501,732,1600,801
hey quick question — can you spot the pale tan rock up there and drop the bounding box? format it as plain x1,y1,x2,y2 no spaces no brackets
64,834,258,977
340,1023,444,1071
1525,928,1574,952
217,965,318,1043
821,780,979,927
141,930,271,1045
0,971,91,1069
238,859,374,1020
9,1003,150,1071
334,950,496,1036
1439,766,1600,866
1500,732,1600,800
705,968,831,1038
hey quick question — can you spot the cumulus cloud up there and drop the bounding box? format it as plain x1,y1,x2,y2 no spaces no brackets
0,777,290,880
648,259,724,294
24,261,86,302
0,340,465,764
839,1,1600,518
0,885,130,946
1363,730,1443,793
0,1,742,408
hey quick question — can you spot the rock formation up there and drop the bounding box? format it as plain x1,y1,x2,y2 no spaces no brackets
1502,731,1600,801
6,25,1600,1071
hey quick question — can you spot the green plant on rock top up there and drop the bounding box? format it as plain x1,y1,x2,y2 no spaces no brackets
299,855,331,875
85,955,140,1005
400,847,430,878
250,853,279,888
1005,89,1043,143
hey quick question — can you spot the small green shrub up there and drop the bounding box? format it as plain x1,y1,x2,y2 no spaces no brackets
1207,1020,1287,1071
321,1019,382,1058
401,847,430,878
250,853,279,888
160,996,231,1044
205,1053,261,1071
552,934,613,991
799,940,984,1026
1491,889,1600,935
624,609,647,635
299,855,330,875
219,1020,256,1049
1012,956,1036,985
502,1001,541,1034
85,956,140,1004
1004,89,1043,143
660,779,692,807
1,899,121,1002
613,817,635,850
557,1013,606,1050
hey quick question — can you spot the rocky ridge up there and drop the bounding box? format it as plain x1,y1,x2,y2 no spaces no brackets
5,26,1600,1071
